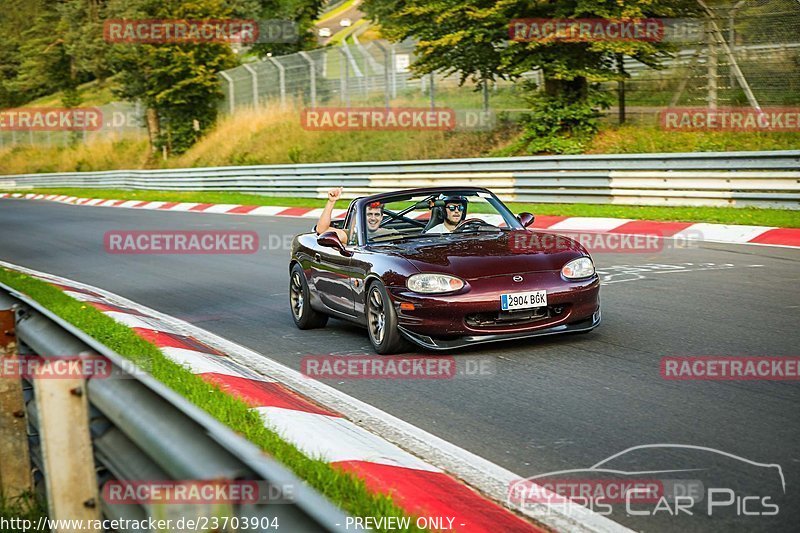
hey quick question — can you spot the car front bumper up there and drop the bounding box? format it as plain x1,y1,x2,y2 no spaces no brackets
389,271,600,351
398,309,600,350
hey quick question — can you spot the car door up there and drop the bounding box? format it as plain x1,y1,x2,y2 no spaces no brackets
309,204,357,316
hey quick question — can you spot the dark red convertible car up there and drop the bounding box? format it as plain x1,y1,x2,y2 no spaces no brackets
289,187,600,354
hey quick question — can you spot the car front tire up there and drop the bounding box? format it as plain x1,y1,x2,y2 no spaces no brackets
366,281,407,355
290,264,328,329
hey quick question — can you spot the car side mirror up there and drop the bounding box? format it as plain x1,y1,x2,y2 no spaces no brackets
317,230,353,257
517,212,535,228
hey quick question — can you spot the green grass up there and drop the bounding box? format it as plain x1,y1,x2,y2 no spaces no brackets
4,188,799,227
0,268,428,532
0,493,47,532
588,124,800,154
26,78,119,108
512,203,800,228
315,0,357,25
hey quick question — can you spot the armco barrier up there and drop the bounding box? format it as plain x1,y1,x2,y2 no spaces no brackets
0,150,798,209
0,285,351,533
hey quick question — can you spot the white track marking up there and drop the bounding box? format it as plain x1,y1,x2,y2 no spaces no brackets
256,407,441,472
548,217,632,232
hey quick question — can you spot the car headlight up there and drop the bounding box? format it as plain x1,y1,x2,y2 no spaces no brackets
562,257,595,279
407,273,464,293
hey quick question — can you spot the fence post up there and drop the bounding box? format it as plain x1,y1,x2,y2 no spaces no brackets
0,303,32,501
429,73,436,109
339,48,350,108
268,57,287,108
219,72,236,114
706,20,718,110
729,0,746,90
299,52,316,108
482,79,489,112
373,41,391,110
617,54,626,125
390,44,397,98
242,64,260,111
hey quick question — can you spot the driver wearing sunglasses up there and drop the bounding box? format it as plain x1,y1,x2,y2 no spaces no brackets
425,195,467,233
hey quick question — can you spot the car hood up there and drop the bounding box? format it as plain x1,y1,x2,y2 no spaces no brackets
374,230,588,280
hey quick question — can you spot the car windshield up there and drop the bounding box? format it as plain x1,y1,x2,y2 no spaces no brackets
363,190,523,244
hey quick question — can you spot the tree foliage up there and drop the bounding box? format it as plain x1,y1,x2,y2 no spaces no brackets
363,0,702,153
0,0,323,155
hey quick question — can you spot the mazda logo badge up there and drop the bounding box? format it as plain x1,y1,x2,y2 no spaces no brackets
513,275,523,282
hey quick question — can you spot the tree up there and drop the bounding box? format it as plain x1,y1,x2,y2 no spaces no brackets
106,0,241,155
363,0,702,153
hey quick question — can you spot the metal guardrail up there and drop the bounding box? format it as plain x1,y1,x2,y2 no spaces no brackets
0,284,351,533
1,150,798,209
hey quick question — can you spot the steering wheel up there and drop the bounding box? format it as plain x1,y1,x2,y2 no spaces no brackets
453,218,495,233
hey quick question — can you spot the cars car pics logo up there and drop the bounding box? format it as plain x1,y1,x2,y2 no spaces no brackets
506,444,785,518
661,356,800,381
0,108,102,131
104,230,259,254
660,107,800,132
301,107,457,131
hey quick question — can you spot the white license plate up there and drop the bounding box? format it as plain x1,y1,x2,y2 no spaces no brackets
501,290,547,311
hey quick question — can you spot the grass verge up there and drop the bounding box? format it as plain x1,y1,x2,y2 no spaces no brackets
0,268,427,533
3,188,799,228
315,0,357,25
0,493,47,532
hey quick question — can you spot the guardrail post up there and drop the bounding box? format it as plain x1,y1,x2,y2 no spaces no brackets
0,303,32,501
33,351,100,527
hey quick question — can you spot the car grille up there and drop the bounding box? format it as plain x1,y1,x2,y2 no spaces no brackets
465,305,565,328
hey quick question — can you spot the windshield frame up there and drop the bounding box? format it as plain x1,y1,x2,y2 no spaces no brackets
358,188,524,245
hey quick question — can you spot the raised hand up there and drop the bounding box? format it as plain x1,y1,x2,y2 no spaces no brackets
327,187,343,202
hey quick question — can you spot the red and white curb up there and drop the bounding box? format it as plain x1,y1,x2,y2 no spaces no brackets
0,261,632,533
2,192,799,249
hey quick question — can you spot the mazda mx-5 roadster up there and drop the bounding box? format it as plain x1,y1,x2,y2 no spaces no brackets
289,187,600,354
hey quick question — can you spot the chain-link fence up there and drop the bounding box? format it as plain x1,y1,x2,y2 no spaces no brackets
611,0,800,122
3,0,798,146
218,0,800,126
0,102,146,149
218,38,539,118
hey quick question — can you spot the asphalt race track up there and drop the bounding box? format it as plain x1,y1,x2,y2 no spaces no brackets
2,198,798,532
